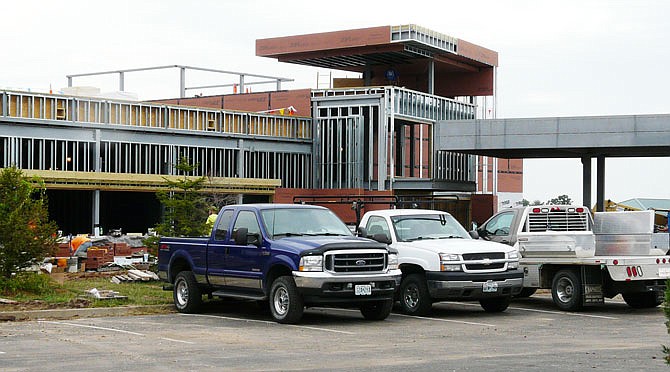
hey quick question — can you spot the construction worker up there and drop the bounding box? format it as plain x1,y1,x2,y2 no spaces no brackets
206,206,218,231
71,235,92,257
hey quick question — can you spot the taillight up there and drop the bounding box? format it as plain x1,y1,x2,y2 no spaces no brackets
550,207,561,212
631,266,638,277
576,207,584,213
664,258,667,264
532,208,541,213
626,267,632,277
657,258,661,264
613,259,619,265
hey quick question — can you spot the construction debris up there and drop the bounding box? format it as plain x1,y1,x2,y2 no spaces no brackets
110,269,159,284
0,298,18,305
86,288,128,300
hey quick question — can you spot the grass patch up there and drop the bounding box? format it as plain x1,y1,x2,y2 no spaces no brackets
0,272,173,309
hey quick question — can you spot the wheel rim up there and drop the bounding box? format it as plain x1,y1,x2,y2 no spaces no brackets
176,279,188,307
403,283,420,309
273,286,289,316
556,276,574,304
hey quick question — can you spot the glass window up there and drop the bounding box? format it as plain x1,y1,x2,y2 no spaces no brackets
484,212,514,236
213,209,234,240
390,213,470,242
261,208,352,240
233,210,261,237
365,216,391,241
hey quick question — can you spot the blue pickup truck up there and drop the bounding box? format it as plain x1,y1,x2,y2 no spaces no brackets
158,203,402,324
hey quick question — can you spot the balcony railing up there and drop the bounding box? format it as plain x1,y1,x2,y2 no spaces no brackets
0,90,312,140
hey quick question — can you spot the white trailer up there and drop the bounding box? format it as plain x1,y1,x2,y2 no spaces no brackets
477,206,669,311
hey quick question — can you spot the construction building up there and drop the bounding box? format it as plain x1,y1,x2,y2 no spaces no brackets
0,24,521,234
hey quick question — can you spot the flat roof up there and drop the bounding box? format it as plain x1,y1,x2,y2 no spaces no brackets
256,24,498,73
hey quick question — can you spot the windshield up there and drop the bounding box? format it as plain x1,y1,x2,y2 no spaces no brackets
261,208,353,240
391,214,470,242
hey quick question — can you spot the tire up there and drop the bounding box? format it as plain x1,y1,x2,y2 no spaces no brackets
551,269,583,311
399,273,433,316
622,292,663,309
173,271,203,313
515,287,537,298
360,300,393,320
269,276,304,324
479,296,511,312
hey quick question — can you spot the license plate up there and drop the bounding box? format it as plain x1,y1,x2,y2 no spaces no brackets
659,267,670,278
483,281,498,293
355,284,372,295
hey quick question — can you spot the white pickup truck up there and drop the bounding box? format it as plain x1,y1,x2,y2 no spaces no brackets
477,206,670,311
359,209,523,315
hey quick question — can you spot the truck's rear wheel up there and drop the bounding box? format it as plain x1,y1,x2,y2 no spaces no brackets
622,292,663,309
173,271,202,313
269,276,304,324
399,273,433,316
479,296,511,312
360,300,393,320
551,269,583,311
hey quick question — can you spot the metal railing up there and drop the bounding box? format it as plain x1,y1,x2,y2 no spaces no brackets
1,90,312,140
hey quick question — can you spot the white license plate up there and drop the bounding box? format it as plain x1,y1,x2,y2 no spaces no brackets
659,267,670,278
355,284,372,295
483,281,498,293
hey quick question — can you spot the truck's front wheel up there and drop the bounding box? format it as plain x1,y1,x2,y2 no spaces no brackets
360,300,393,320
399,273,433,316
551,269,583,311
173,271,202,313
479,296,511,312
622,292,662,309
269,276,304,324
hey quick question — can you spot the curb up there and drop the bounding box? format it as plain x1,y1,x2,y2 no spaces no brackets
0,304,175,321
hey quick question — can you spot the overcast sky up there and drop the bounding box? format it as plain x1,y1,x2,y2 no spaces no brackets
3,0,669,204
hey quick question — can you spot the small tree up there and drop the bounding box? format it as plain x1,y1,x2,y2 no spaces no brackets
0,167,58,278
547,194,573,205
531,200,544,206
153,157,209,239
521,199,530,206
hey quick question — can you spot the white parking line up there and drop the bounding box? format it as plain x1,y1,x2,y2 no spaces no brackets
38,321,144,336
312,307,496,327
442,301,620,320
38,321,196,343
181,313,356,335
160,337,195,344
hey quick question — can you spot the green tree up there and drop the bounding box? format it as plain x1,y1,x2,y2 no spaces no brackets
521,199,530,206
153,157,209,238
531,200,544,206
547,194,573,205
0,167,58,278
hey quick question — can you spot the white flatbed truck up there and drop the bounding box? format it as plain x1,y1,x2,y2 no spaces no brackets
477,206,669,311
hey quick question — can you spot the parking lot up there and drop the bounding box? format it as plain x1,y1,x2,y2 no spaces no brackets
1,293,667,371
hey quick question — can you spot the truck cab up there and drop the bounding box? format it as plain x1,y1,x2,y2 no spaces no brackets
359,209,523,315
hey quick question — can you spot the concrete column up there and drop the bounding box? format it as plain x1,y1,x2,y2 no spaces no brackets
92,190,100,236
581,156,592,208
596,156,606,212
237,139,245,178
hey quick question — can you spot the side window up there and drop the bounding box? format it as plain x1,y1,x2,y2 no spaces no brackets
213,209,234,240
233,210,261,238
484,212,514,236
365,216,391,241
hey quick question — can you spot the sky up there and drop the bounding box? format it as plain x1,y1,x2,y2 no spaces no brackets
2,0,669,204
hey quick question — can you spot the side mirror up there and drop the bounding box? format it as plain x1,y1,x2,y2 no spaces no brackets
477,227,487,238
371,233,392,245
469,230,480,240
234,227,248,246
248,233,261,247
356,226,368,237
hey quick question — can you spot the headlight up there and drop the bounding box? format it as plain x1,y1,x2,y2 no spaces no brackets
388,253,399,270
439,253,460,261
507,250,519,269
440,253,461,271
299,255,323,272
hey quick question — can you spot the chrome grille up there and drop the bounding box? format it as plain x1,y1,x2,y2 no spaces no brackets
325,251,386,273
528,212,589,232
462,252,504,260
